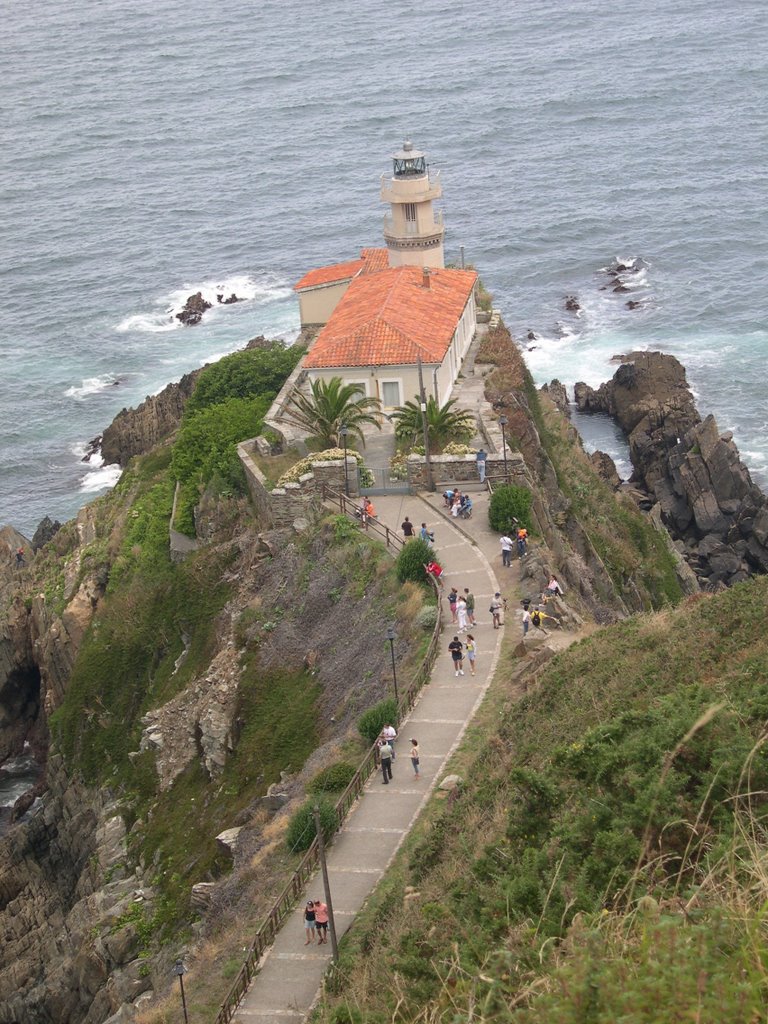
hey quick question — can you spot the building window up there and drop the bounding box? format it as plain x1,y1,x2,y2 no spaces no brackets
381,380,401,408
404,203,417,222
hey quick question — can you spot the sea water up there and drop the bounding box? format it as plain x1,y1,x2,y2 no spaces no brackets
2,0,767,536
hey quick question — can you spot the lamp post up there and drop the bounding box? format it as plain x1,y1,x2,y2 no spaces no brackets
173,959,189,1024
386,625,399,710
499,415,509,482
340,423,349,497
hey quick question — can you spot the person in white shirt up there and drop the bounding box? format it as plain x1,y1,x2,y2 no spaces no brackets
500,534,513,567
383,723,397,759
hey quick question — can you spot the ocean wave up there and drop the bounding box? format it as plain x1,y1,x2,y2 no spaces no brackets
65,374,120,399
116,273,294,334
79,463,123,493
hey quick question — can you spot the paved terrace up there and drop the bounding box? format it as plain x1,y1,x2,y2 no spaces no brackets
234,490,519,1023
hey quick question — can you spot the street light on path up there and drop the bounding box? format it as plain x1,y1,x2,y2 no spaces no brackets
499,415,509,482
386,625,399,710
340,423,349,497
173,959,189,1024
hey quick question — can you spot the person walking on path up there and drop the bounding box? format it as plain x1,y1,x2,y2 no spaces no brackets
379,740,393,784
303,900,317,945
517,527,528,558
476,448,487,483
463,588,476,625
448,635,465,676
448,587,459,624
410,739,420,777
457,594,468,632
383,722,397,759
401,516,415,538
420,522,435,544
500,533,513,567
465,634,477,676
313,901,329,943
490,593,504,629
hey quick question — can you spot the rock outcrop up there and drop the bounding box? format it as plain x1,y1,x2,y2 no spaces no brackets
575,352,768,585
176,291,211,326
100,368,201,466
0,755,153,1023
32,516,62,551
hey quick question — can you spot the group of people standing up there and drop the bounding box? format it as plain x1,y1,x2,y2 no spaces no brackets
499,527,528,566
377,723,421,784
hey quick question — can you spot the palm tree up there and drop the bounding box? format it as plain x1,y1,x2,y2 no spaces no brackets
284,377,382,448
390,396,475,452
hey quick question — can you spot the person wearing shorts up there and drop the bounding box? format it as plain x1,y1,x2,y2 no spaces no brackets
314,900,329,943
303,900,316,944
448,636,465,676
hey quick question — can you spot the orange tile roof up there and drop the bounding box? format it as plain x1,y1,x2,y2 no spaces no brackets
293,248,389,291
304,266,477,368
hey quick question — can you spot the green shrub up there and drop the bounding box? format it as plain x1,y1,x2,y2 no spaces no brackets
307,762,357,794
358,698,399,743
186,345,304,415
489,483,533,534
171,394,271,534
396,538,434,585
414,605,438,631
285,796,338,853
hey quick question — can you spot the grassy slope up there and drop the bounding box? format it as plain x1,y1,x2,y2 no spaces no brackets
315,579,768,1024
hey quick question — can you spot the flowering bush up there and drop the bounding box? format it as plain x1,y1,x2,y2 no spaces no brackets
442,442,475,456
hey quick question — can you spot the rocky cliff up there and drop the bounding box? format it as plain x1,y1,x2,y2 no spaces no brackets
575,351,768,585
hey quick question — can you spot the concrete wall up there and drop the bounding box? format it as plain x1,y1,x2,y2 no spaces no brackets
297,280,352,328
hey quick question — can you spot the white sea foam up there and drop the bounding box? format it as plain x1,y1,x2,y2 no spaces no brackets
79,463,123,493
65,374,119,399
116,273,294,334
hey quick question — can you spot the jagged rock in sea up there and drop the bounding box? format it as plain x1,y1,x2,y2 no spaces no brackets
575,351,768,585
175,291,211,325
31,516,62,552
540,379,570,416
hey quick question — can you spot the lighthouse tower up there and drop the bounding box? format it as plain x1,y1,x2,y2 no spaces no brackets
381,140,445,269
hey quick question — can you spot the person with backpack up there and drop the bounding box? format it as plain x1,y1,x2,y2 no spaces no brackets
530,607,549,636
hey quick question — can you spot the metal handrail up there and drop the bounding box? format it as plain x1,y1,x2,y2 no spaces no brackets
322,485,405,552
214,504,442,1024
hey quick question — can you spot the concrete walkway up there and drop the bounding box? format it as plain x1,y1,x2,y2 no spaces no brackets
234,494,512,1023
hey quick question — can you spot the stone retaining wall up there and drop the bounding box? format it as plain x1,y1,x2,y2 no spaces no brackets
238,440,359,527
407,453,528,489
